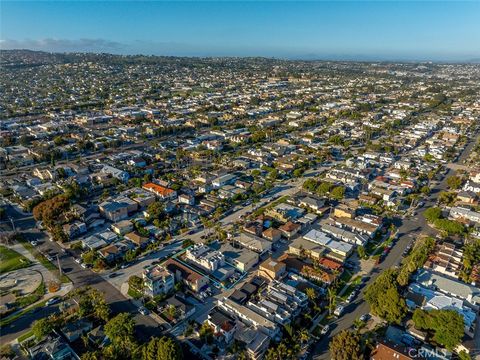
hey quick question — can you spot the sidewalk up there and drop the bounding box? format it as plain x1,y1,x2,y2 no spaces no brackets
1,283,74,327
10,242,60,285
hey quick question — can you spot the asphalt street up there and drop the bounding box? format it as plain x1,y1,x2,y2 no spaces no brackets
311,130,479,360
0,204,162,344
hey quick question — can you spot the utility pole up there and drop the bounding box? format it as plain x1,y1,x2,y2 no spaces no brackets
57,254,62,276
8,216,16,232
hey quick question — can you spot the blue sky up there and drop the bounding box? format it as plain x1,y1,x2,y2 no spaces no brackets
1,1,479,61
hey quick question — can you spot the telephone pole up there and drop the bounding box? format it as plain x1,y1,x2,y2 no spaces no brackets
57,254,62,276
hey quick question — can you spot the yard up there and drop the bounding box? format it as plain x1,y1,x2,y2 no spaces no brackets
0,245,30,274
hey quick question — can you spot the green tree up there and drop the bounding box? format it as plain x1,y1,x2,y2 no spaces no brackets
77,288,110,322
423,207,442,223
147,202,165,221
329,330,364,360
364,269,407,324
357,245,366,259
397,237,435,286
198,321,214,344
305,287,316,302
458,350,472,360
292,169,303,178
141,336,183,360
420,186,430,195
438,191,456,205
82,250,97,265
105,313,136,345
32,318,53,339
412,309,464,350
434,219,465,235
53,136,65,146
331,186,345,200
446,175,462,190
128,275,144,292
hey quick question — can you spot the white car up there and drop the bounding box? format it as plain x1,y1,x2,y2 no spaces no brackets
139,307,149,315
334,305,345,317
46,297,60,306
359,314,369,322
74,258,82,264
80,263,87,269
30,240,38,246
320,325,330,335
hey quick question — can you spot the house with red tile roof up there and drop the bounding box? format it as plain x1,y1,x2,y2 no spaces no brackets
142,182,177,200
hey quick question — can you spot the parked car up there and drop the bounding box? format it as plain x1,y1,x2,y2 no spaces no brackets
320,325,330,335
346,291,356,303
359,314,369,322
46,296,61,306
74,257,82,264
334,305,345,317
139,307,149,315
30,240,38,246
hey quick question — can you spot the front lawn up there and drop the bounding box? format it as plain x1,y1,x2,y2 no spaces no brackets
0,245,30,274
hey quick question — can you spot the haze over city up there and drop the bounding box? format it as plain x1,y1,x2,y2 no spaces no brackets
2,1,480,61
1,2,480,360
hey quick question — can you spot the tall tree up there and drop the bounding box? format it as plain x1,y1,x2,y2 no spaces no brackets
32,318,53,339
412,309,464,350
105,313,136,346
141,336,183,360
364,269,407,324
329,330,364,360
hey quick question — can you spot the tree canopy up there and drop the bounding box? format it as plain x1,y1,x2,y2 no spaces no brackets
397,237,435,286
32,317,54,339
412,309,464,350
141,336,183,360
329,329,364,360
364,269,407,324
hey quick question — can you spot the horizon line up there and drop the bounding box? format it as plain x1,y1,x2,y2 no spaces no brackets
2,48,480,64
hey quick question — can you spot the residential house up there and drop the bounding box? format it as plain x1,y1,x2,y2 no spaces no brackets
143,265,175,297
207,307,237,344
234,232,272,254
142,182,177,201
218,297,280,339
27,335,80,360
163,258,208,292
370,342,413,360
125,232,149,248
257,258,286,281
262,228,282,242
62,221,87,239
415,269,480,310
164,294,196,322
111,220,134,235
101,165,129,182
61,319,93,342
278,221,301,239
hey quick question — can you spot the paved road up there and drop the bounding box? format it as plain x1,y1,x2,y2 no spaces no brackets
311,130,479,359
102,240,183,290
0,205,162,344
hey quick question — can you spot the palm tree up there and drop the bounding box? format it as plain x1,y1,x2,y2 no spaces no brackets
305,287,316,302
297,329,310,344
327,287,337,315
166,305,176,319
353,318,366,333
